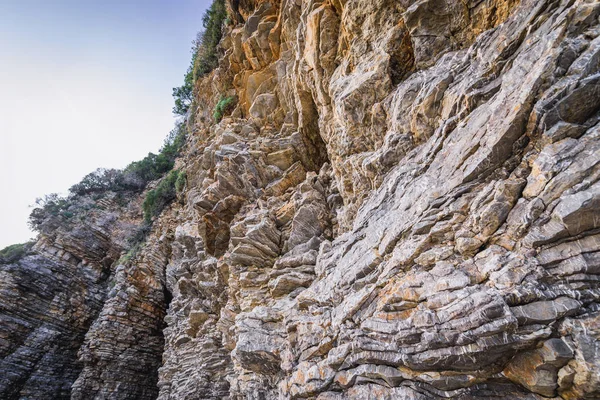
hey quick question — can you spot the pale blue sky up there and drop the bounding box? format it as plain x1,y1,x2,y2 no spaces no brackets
0,0,211,248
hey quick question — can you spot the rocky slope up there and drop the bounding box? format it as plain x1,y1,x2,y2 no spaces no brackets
2,0,600,398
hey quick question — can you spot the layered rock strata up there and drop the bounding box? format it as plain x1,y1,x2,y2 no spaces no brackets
1,0,600,399
0,194,144,399
157,0,600,398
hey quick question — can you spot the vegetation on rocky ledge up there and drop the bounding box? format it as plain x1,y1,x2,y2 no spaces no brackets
213,95,236,122
28,121,187,233
142,170,183,223
0,241,35,264
173,0,227,116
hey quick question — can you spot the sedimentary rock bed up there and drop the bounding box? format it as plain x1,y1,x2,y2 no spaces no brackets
2,0,600,399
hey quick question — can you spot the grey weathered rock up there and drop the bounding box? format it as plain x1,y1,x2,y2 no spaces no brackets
0,193,150,399
2,0,600,398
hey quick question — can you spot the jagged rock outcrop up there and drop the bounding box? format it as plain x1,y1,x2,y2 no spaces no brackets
161,0,600,398
70,231,169,400
0,194,143,399
2,0,600,398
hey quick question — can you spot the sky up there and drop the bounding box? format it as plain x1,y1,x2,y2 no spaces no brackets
0,0,211,249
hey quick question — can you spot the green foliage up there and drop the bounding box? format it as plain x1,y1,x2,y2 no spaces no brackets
28,122,187,233
213,96,236,122
172,73,194,116
28,194,73,232
122,122,187,190
118,242,143,265
173,0,228,116
175,171,187,194
70,168,123,196
194,0,227,79
69,123,187,198
160,122,188,160
122,152,173,189
142,170,182,223
0,241,34,264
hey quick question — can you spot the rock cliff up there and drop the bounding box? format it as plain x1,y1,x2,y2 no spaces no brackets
2,0,600,398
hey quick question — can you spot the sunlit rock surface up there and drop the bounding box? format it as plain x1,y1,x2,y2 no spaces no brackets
2,0,600,398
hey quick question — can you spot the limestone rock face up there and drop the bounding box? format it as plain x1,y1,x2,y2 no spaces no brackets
2,0,600,399
169,0,600,398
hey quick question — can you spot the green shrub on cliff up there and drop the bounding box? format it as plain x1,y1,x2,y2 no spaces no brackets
121,122,187,190
173,0,227,116
213,96,236,122
173,72,194,116
194,0,227,79
142,170,182,223
70,168,124,195
0,241,35,264
68,122,187,198
122,150,175,190
175,171,187,194
119,242,143,265
29,122,187,234
28,194,73,232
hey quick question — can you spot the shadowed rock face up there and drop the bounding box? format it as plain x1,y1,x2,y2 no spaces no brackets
69,235,169,400
0,193,171,400
0,254,106,399
3,0,600,399
0,195,146,399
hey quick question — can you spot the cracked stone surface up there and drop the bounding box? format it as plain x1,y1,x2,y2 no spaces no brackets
2,0,600,398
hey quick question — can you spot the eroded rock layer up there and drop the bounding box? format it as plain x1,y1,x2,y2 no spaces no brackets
157,0,600,398
2,0,600,399
0,195,145,399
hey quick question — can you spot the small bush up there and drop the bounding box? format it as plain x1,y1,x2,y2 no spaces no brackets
70,168,123,196
0,241,34,264
118,122,187,192
118,242,143,265
122,153,173,189
175,171,187,194
66,122,188,204
161,122,188,159
142,170,181,223
173,0,228,116
213,96,236,122
28,194,73,232
172,73,194,116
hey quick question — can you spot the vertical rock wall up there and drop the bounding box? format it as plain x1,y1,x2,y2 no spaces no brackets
157,0,600,398
1,0,600,399
0,195,143,399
